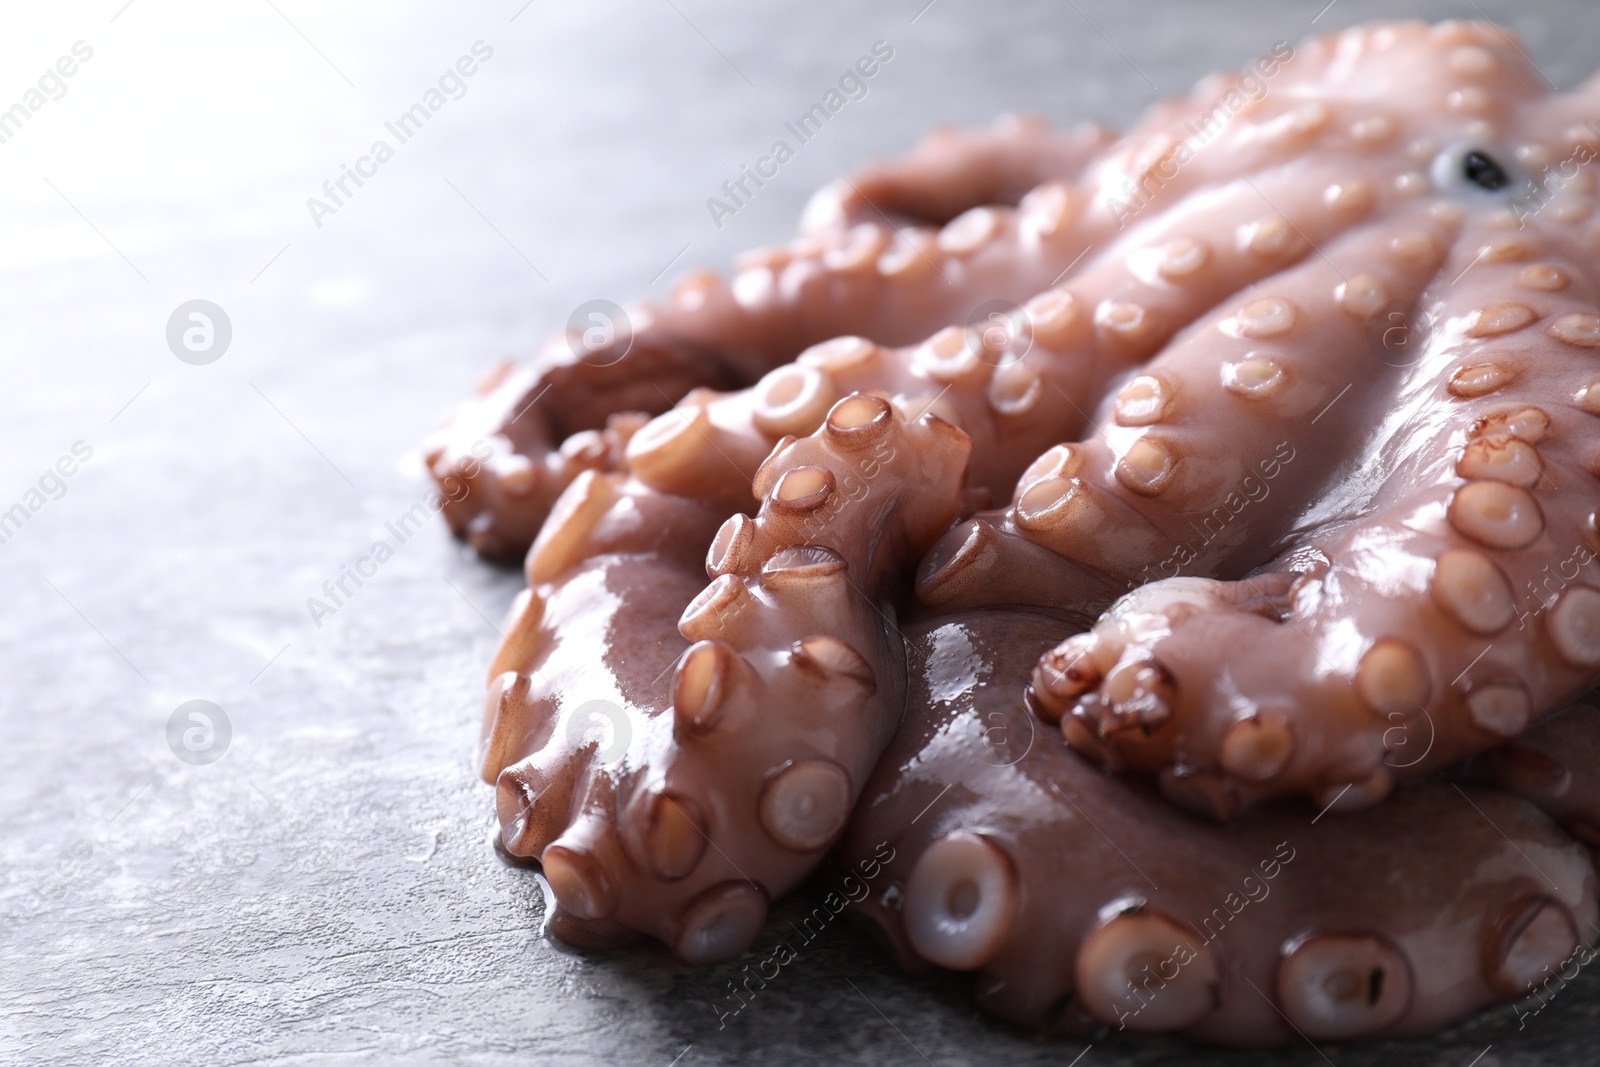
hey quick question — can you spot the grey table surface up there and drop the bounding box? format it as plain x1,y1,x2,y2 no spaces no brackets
4,1,1599,1064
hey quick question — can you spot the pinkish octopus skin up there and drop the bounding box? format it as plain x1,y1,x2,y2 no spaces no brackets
423,115,1110,561
841,608,1598,1045
427,17,1600,1044
1485,693,1600,852
482,395,969,961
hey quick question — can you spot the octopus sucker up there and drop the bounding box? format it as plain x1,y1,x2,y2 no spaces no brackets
920,204,1466,624
1053,211,1600,801
424,126,1116,563
429,18,1600,1045
840,610,1598,1045
486,397,969,959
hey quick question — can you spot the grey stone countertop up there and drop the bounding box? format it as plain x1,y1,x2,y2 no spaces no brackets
3,1,1598,1064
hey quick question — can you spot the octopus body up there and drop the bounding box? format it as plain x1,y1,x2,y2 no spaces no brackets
427,20,1600,1044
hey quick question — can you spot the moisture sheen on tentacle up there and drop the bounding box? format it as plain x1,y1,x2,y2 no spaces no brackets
426,16,1600,1048
842,610,1598,1045
999,23,1600,812
1045,217,1600,814
487,396,970,961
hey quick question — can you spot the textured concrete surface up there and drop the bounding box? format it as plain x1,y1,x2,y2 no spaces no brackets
2,1,1598,1064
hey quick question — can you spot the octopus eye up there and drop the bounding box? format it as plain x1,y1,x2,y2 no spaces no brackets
1432,141,1514,194
1463,150,1508,190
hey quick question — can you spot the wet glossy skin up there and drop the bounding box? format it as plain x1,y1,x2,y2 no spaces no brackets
843,609,1597,1044
482,397,969,961
427,18,1600,1046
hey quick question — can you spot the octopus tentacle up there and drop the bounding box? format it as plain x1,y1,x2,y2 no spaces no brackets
1485,693,1600,850
434,21,1491,564
432,17,1569,559
800,113,1113,233
487,396,969,959
918,201,1458,617
842,609,1598,1044
426,113,1120,562
425,340,726,561
1045,218,1600,814
629,160,1415,532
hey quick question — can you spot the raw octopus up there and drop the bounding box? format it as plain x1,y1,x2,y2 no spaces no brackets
424,19,1600,1044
